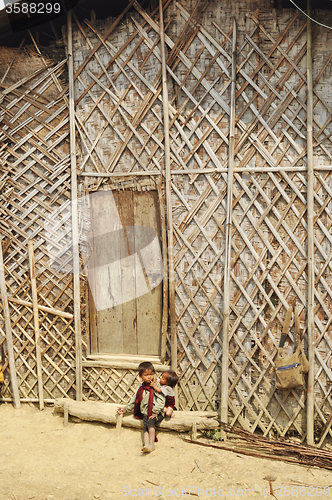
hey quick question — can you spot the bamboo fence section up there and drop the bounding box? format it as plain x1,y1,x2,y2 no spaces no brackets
1,0,332,448
0,32,76,403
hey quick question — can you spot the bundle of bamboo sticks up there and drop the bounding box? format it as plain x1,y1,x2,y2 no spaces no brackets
186,422,332,471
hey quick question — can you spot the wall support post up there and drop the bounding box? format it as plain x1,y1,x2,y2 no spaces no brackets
306,0,315,446
159,0,177,374
221,19,237,428
68,11,83,401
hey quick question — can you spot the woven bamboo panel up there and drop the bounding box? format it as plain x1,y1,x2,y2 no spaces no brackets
0,45,76,401
71,0,332,436
1,0,332,445
308,24,332,444
82,366,140,402
221,10,309,436
72,6,165,181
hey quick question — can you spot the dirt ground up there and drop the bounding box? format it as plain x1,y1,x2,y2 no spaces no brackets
1,403,332,500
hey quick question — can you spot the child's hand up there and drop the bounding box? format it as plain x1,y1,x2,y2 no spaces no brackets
116,406,126,414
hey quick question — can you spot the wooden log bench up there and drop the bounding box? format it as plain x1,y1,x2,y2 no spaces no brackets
54,398,219,434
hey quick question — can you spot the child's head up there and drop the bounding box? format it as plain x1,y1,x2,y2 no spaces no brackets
138,361,155,384
160,371,178,388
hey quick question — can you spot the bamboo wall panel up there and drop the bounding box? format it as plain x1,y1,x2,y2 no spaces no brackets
72,8,165,179
82,366,140,403
309,16,332,443
71,0,332,441
1,0,332,444
0,48,77,401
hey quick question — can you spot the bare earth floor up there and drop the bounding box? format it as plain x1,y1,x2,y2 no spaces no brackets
0,404,332,500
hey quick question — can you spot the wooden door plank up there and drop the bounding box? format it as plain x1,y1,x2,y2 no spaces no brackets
117,191,138,354
89,192,99,354
90,190,124,353
134,191,162,356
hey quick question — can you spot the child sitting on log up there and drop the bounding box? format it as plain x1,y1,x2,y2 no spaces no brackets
116,361,166,453
150,371,178,418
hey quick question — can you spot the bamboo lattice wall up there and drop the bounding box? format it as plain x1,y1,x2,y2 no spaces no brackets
0,45,77,402
1,0,332,444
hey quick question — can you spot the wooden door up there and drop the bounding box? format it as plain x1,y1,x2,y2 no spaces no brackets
88,189,163,356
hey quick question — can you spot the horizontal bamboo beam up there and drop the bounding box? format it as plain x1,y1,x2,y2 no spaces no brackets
8,296,73,319
0,398,55,403
79,171,161,177
79,166,332,177
82,360,171,371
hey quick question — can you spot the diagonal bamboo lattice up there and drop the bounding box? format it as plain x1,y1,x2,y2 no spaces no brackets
1,0,332,446
0,45,77,401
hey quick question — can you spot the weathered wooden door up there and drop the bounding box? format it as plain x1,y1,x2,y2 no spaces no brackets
88,189,163,356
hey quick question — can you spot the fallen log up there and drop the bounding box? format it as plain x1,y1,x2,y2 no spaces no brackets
54,398,219,432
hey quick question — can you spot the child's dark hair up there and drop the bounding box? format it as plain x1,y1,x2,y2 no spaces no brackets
138,361,155,376
164,370,178,387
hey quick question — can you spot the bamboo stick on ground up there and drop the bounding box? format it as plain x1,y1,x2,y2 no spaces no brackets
28,240,44,411
185,420,332,471
0,241,20,409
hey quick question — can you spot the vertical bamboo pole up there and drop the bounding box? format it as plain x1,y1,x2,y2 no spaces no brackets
28,240,44,410
68,11,83,401
306,0,315,446
158,180,169,363
0,241,20,408
159,0,177,373
221,19,237,428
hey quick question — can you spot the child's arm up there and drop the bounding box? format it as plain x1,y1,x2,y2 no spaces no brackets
150,380,163,393
116,386,139,414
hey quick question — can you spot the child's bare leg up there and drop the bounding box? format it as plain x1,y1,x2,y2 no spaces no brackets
148,427,155,450
164,406,173,418
143,431,150,450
